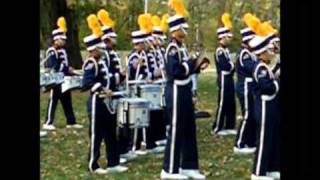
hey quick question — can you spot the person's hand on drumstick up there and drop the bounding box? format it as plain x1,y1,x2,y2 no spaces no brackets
146,78,153,84
102,89,113,97
121,67,128,76
68,66,74,74
133,57,143,68
154,68,162,78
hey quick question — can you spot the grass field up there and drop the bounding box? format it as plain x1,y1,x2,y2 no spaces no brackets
40,70,254,180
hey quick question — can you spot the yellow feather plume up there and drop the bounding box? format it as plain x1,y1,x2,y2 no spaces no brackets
160,13,169,32
57,17,67,33
244,13,261,33
221,13,232,29
256,22,273,36
97,9,115,28
265,21,278,34
168,0,188,17
261,21,278,35
152,15,161,27
87,14,103,37
243,13,253,25
138,13,153,33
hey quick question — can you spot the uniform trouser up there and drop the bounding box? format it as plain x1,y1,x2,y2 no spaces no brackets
152,109,167,141
163,84,199,174
118,126,131,155
44,85,76,125
212,74,236,133
146,109,166,147
87,94,120,171
235,81,256,148
252,97,280,176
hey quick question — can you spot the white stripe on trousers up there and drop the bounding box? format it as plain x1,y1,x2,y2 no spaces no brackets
237,78,253,147
255,99,266,175
89,94,97,172
132,128,138,151
45,89,54,125
169,83,178,173
214,72,226,133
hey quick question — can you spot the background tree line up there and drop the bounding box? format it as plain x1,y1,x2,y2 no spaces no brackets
40,0,280,69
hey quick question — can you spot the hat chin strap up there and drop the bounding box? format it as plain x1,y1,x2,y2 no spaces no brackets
180,26,188,35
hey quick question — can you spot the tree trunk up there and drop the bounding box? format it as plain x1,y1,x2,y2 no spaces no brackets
40,0,82,69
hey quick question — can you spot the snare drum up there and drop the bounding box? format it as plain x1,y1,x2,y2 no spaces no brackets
40,72,64,90
40,73,54,87
52,72,65,85
61,76,83,93
137,84,162,110
117,98,150,128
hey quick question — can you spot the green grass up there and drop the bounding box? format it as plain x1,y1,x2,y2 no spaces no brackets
40,71,253,180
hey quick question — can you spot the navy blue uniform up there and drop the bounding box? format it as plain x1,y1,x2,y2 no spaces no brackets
103,46,126,87
44,47,76,125
143,47,167,149
162,38,199,173
212,45,236,133
234,48,257,148
82,57,120,171
146,48,159,80
153,45,168,142
119,50,150,154
252,61,280,176
155,46,166,71
127,50,151,81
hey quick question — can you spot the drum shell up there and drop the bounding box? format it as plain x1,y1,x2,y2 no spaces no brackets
117,98,150,128
137,85,162,110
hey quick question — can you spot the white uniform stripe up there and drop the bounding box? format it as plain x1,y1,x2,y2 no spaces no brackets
45,89,54,125
256,99,266,175
169,83,178,173
214,72,226,133
237,78,253,147
89,94,97,172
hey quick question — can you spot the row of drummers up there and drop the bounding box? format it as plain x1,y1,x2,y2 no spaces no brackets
40,9,185,174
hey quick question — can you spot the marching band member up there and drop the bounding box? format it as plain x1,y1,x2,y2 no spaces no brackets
97,9,129,164
117,22,151,160
249,23,280,180
42,17,82,131
151,14,169,145
161,0,205,179
127,31,151,81
233,13,259,154
97,9,126,87
211,13,237,136
98,9,126,82
152,14,169,73
82,14,128,174
137,15,167,154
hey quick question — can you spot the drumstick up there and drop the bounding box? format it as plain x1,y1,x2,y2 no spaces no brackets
127,79,147,85
98,90,128,98
152,79,167,84
72,69,84,76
